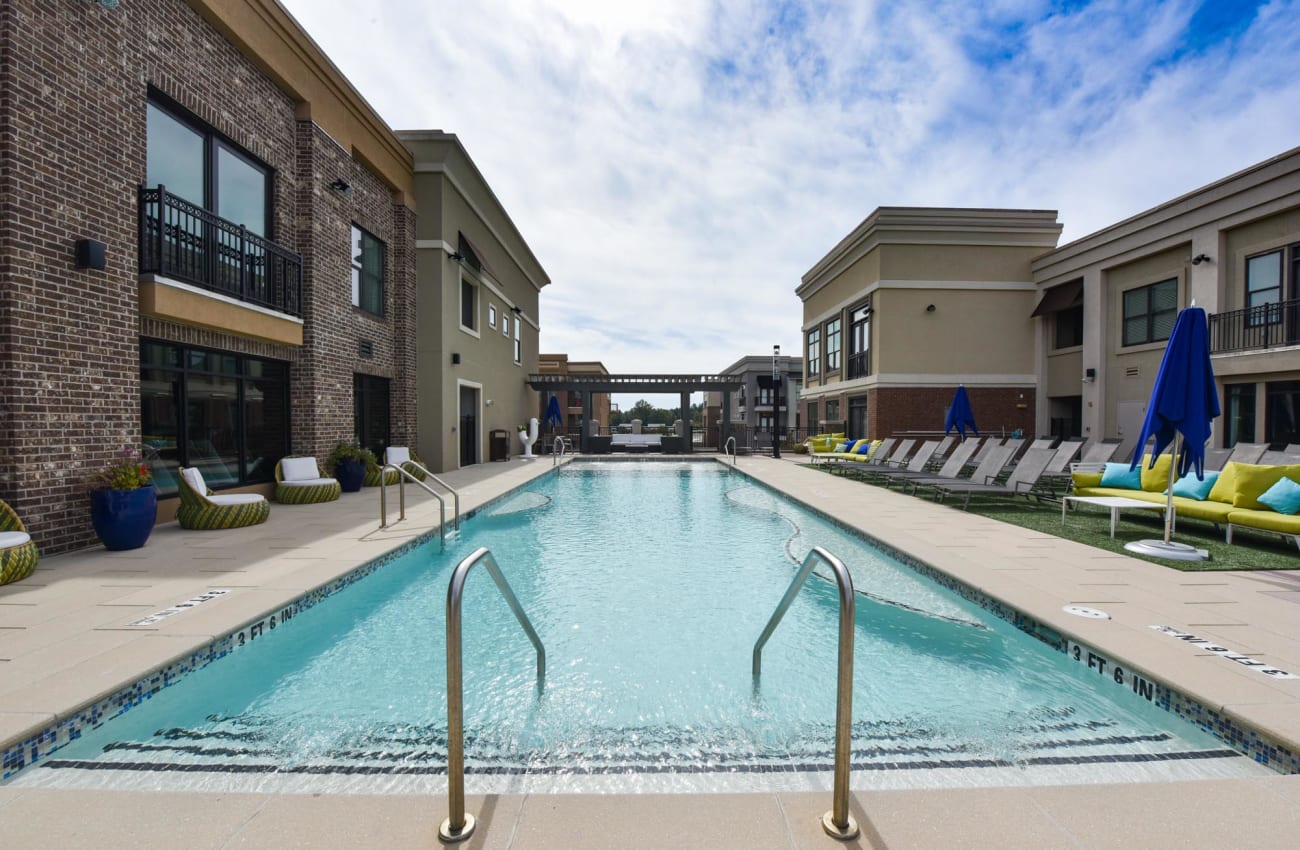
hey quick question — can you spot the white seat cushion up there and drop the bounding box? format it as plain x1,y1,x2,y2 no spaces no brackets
386,447,411,466
208,493,267,506
0,531,31,549
181,467,208,495
280,457,321,481
278,477,337,488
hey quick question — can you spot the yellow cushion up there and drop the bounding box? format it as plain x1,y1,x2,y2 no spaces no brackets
1230,463,1300,510
1207,462,1238,504
1229,509,1300,533
1072,471,1104,490
1139,453,1173,492
865,439,883,459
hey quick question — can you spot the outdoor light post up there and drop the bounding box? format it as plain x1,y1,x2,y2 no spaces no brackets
772,344,781,459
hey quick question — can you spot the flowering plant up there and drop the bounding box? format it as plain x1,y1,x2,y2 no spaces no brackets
90,448,153,491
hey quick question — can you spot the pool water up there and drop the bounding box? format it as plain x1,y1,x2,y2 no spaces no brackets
9,462,1269,793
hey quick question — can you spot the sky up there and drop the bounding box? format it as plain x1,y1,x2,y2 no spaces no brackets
280,0,1300,410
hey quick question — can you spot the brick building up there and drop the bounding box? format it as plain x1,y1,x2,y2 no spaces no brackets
0,0,544,553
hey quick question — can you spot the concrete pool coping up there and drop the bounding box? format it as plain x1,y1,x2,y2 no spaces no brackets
1,454,1298,848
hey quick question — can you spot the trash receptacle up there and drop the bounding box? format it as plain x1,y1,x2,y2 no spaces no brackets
490,429,510,462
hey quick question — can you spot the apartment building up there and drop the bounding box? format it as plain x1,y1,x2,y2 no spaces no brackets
1031,147,1300,452
703,355,803,447
0,0,544,552
797,208,1063,439
537,354,611,437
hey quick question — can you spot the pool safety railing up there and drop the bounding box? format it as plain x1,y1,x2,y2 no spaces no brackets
378,462,461,539
441,547,546,843
724,436,737,465
552,435,568,466
752,546,859,841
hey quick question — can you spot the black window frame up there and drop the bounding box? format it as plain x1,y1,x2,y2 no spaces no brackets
1245,249,1284,327
354,373,391,459
1122,278,1178,346
146,90,273,239
848,302,872,378
806,328,821,376
825,317,842,373
1054,304,1084,349
351,224,386,317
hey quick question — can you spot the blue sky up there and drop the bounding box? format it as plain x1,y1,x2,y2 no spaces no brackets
281,0,1300,408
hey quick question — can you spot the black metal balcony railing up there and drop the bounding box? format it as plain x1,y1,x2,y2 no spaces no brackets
139,185,303,318
1209,299,1300,354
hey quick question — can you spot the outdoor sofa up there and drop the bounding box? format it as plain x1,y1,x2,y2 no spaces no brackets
1070,459,1300,550
610,434,662,452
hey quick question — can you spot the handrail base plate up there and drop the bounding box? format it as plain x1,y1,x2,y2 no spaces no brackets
822,811,859,841
439,813,476,843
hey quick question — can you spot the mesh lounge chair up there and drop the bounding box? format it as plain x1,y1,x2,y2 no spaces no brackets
840,439,914,478
1257,449,1300,465
177,467,270,530
889,439,984,491
911,444,1016,497
827,438,894,472
1078,440,1122,464
1034,440,1084,495
932,448,1057,509
275,457,341,505
1202,447,1232,471
1225,442,1268,465
861,440,942,485
0,498,39,586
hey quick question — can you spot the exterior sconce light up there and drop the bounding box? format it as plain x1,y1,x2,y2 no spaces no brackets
1191,254,1212,265
1084,368,1096,383
328,179,352,195
925,304,936,313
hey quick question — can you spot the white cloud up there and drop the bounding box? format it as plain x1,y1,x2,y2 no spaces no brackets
281,0,1300,405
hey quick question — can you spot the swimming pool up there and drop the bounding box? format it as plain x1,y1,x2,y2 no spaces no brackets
5,462,1272,794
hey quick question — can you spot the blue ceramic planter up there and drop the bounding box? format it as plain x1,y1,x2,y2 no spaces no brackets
335,459,365,493
90,487,157,551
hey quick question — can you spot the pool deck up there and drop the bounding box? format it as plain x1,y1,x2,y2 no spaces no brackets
2,453,1299,849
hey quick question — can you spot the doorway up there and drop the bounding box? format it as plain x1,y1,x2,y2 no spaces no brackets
459,385,479,467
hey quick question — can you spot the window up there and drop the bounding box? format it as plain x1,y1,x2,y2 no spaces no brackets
825,399,841,425
354,374,391,459
351,225,385,316
806,401,819,428
513,315,522,363
848,302,871,378
757,386,774,405
1122,278,1177,346
1054,305,1084,349
488,303,497,329
1224,383,1256,448
460,275,478,332
848,396,868,439
825,318,842,373
147,97,269,236
502,312,510,336
1266,380,1300,446
806,328,821,376
1246,251,1283,326
140,341,289,496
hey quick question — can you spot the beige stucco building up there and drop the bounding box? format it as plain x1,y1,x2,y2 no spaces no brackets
1031,146,1300,456
797,208,1063,439
538,354,611,438
399,133,550,470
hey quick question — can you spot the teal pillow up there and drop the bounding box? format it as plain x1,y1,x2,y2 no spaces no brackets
835,441,851,453
1257,476,1300,515
1100,462,1142,490
1170,470,1220,501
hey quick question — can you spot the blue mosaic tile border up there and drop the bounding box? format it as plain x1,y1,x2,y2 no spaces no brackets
732,465,1300,776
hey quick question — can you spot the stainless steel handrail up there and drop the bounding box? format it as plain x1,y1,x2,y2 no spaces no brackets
752,546,859,840
440,547,546,843
379,463,445,541
552,435,568,466
724,436,737,465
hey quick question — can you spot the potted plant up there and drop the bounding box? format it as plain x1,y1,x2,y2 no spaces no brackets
326,443,374,493
88,448,157,551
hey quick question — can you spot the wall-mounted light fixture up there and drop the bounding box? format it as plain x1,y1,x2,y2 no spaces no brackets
328,179,352,195
1191,254,1212,265
451,353,461,365
74,238,106,270
511,305,523,314
446,250,464,261
925,303,936,313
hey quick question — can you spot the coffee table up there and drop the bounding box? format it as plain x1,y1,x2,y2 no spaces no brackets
1061,495,1171,538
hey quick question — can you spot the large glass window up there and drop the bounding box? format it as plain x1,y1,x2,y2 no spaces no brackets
354,374,391,459
1224,383,1256,448
1054,305,1084,349
848,302,871,378
461,276,478,331
825,318,842,373
806,401,819,430
825,399,841,425
848,395,868,439
1122,278,1178,346
351,225,385,316
513,316,522,363
1266,380,1300,447
1246,251,1283,326
146,97,269,236
141,341,289,496
806,328,821,376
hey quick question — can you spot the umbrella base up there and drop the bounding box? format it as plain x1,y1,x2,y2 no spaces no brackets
1123,539,1210,561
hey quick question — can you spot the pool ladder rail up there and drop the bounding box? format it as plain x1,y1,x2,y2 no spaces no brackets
753,546,860,841
552,435,570,466
378,460,461,542
440,547,546,844
724,435,738,465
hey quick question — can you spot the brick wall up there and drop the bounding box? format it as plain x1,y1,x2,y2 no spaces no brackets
0,1,416,552
872,386,1036,439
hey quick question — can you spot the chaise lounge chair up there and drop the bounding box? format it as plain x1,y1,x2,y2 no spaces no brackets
931,448,1057,510
275,457,342,504
0,498,39,586
177,468,270,530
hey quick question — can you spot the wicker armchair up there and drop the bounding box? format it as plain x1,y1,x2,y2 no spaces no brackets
0,499,39,586
177,468,270,530
382,446,428,482
274,457,341,504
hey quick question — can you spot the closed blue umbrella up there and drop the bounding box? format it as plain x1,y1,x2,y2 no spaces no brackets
1126,306,1220,559
545,394,563,430
944,385,978,439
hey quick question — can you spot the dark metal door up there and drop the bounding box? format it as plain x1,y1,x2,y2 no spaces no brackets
459,385,477,466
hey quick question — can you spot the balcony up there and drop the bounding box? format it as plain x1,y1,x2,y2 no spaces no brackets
139,186,303,318
1209,299,1300,355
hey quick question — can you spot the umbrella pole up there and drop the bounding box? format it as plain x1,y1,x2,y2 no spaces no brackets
1164,433,1178,545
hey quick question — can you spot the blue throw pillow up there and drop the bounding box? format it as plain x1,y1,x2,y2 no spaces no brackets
855,441,873,455
835,441,851,453
1170,470,1219,501
1258,476,1300,515
1099,462,1142,490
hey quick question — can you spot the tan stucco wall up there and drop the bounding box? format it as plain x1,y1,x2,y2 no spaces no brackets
139,279,304,346
1221,208,1300,312
803,248,880,324
1046,349,1083,396
880,244,1044,282
874,287,1036,376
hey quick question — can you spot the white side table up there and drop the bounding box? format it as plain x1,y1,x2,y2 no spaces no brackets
1061,495,1170,538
